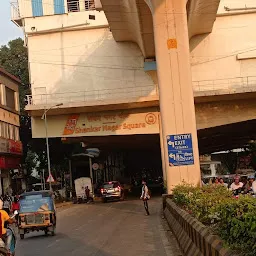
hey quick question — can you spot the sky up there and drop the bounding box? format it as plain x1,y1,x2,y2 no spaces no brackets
0,0,23,46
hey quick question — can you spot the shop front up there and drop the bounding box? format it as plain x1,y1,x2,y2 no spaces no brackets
0,138,23,195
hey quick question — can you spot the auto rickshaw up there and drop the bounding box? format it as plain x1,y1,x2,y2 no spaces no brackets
18,191,56,239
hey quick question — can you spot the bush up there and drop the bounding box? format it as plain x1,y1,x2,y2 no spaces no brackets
173,184,256,256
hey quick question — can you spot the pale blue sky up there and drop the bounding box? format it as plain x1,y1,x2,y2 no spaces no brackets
0,0,23,46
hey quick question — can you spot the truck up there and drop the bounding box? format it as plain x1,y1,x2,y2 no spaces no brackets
74,177,93,203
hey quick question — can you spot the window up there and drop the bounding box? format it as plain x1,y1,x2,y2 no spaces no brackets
67,0,79,12
54,0,65,14
0,122,19,140
9,124,15,140
67,0,95,12
5,87,16,110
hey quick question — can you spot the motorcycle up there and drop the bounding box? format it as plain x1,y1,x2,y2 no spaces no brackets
0,210,18,256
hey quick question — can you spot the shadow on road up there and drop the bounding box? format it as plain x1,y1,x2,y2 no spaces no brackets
17,231,115,256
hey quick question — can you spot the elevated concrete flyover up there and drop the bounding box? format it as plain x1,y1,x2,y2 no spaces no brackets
196,96,256,154
96,0,220,58
198,120,256,154
95,0,221,191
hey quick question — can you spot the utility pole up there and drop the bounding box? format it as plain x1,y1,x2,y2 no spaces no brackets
41,103,63,191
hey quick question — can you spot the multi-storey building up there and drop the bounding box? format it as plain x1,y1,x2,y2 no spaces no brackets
0,67,23,195
10,0,256,191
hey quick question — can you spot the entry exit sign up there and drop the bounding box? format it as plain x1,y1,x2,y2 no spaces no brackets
167,134,194,167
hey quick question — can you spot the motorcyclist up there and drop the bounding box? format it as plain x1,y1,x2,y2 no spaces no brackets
0,200,16,253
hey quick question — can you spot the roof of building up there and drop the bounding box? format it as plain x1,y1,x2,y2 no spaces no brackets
0,66,21,84
20,190,53,197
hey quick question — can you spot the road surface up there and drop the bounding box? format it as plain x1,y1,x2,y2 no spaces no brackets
16,198,182,256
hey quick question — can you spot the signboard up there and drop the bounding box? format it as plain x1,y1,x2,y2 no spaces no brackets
0,139,22,155
92,163,99,171
9,140,22,155
46,174,55,183
0,156,20,169
32,108,160,138
167,134,194,166
62,109,159,137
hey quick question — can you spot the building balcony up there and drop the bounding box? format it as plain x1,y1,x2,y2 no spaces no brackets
10,1,22,26
25,85,159,116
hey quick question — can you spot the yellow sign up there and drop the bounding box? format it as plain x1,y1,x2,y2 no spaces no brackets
32,108,160,138
167,39,177,49
62,109,160,137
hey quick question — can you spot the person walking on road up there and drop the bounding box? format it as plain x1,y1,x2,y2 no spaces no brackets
140,179,150,216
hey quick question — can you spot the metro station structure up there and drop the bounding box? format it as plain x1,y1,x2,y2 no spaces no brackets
11,0,256,192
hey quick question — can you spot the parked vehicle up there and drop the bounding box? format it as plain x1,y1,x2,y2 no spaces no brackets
74,177,93,203
0,211,18,256
18,191,56,239
101,181,124,203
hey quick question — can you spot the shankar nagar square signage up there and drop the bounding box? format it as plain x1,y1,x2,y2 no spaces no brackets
63,108,160,137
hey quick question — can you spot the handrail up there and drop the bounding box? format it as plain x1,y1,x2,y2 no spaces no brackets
192,76,256,92
10,1,21,20
26,84,157,106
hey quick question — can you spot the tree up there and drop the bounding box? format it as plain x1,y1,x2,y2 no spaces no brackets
0,38,30,111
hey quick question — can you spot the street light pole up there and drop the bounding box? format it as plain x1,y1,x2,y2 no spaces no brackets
42,103,63,191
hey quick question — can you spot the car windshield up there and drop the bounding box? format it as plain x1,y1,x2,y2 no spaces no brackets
103,183,114,189
20,194,54,213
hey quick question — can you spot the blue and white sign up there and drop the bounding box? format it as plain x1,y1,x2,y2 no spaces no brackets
167,134,194,166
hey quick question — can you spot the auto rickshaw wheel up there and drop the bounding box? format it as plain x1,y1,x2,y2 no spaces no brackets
20,234,24,240
44,230,48,236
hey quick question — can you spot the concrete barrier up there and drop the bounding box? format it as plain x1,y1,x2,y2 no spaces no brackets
164,198,238,256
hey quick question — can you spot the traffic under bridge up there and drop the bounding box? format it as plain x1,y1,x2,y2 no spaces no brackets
66,134,163,195
94,0,221,192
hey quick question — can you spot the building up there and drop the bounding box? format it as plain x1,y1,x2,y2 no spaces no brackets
10,0,256,192
0,67,23,195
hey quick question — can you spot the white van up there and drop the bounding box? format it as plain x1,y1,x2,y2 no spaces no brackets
74,177,93,203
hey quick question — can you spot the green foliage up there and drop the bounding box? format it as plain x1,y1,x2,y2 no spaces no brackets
0,38,30,112
173,184,256,256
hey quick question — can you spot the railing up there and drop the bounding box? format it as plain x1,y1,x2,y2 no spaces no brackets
26,85,157,106
10,1,21,21
193,76,256,93
67,0,95,13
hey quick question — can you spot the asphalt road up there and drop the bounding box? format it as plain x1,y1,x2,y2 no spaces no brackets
16,198,182,256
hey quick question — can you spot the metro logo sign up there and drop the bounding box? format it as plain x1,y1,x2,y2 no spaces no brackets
63,115,79,135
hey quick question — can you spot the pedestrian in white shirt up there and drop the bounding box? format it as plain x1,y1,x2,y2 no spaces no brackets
140,179,150,216
230,176,243,191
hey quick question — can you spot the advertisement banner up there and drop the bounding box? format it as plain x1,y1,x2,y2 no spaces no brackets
0,156,20,169
9,140,23,155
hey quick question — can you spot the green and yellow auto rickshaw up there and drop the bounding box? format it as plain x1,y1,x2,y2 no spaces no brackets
18,191,56,239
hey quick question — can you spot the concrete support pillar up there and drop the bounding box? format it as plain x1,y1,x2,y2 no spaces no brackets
146,0,201,193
